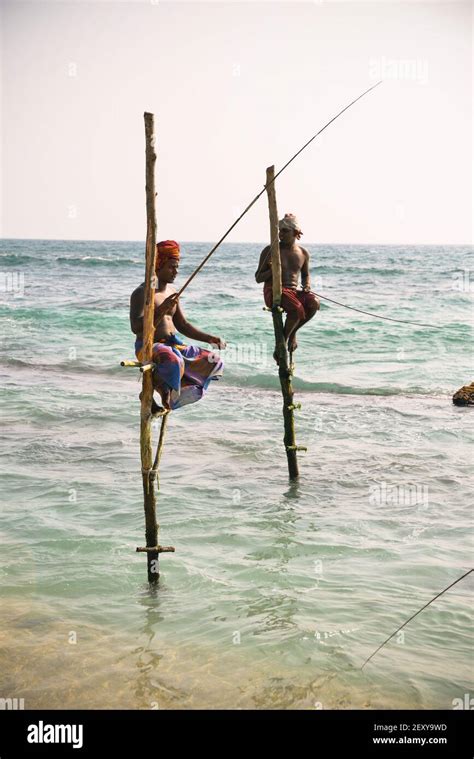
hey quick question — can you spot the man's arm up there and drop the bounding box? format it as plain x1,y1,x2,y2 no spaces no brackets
173,301,226,349
130,285,144,335
255,246,273,283
130,285,180,335
301,249,311,291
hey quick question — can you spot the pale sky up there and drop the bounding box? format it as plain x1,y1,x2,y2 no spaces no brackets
0,0,472,244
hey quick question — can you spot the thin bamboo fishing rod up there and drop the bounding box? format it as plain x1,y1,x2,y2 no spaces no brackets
176,80,383,298
361,568,473,670
151,410,170,490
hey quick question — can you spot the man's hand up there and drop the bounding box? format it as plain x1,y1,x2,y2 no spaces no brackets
154,293,179,323
208,335,226,349
303,284,311,293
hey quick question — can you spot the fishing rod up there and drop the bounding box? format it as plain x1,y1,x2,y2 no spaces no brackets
176,80,383,298
173,79,452,332
361,568,473,669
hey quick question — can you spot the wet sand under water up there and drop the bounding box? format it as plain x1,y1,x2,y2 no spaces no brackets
0,598,442,710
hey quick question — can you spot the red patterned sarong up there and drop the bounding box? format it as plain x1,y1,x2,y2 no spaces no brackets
263,283,319,321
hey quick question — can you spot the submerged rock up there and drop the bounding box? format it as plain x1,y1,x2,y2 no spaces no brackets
452,382,474,406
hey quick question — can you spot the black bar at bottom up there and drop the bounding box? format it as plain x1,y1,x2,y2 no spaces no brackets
0,709,472,757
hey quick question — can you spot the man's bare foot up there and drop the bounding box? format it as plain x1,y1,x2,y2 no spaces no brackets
139,391,164,416
151,398,164,415
159,388,172,410
288,335,298,353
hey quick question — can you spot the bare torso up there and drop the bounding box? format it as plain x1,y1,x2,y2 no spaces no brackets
256,243,309,289
280,244,307,288
130,282,178,342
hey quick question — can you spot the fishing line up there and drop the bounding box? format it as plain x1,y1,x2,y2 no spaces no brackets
360,568,473,669
172,78,458,333
313,291,446,329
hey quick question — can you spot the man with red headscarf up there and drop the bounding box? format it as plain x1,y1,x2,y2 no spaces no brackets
130,240,225,411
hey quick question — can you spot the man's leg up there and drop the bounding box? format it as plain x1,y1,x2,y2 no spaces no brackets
287,293,320,352
284,312,302,344
136,343,166,414
151,344,184,410
272,290,305,363
153,381,172,410
170,345,224,409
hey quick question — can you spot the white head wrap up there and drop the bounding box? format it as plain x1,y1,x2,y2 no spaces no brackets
278,213,303,235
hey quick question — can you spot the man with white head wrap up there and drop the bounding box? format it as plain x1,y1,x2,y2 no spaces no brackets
255,213,320,361
278,213,303,235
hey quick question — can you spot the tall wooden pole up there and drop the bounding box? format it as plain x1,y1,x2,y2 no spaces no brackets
265,165,299,480
141,112,159,581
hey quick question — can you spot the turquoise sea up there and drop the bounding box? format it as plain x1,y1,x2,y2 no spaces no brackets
0,238,472,709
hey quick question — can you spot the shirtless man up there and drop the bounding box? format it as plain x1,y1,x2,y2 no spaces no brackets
130,240,225,410
255,213,320,360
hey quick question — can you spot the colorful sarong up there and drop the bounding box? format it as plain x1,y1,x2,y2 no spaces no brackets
135,334,223,410
263,282,319,321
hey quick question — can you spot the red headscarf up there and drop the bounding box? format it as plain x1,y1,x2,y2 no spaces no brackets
156,240,180,270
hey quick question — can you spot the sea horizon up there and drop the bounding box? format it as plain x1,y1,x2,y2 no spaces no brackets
1,236,472,247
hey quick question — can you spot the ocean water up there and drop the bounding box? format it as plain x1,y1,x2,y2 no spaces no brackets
0,238,472,710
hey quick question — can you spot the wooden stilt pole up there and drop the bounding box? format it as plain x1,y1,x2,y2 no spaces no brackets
121,114,174,580
141,112,160,581
265,165,299,480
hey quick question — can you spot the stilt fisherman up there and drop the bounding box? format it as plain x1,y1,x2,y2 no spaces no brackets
130,240,225,411
255,213,320,362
